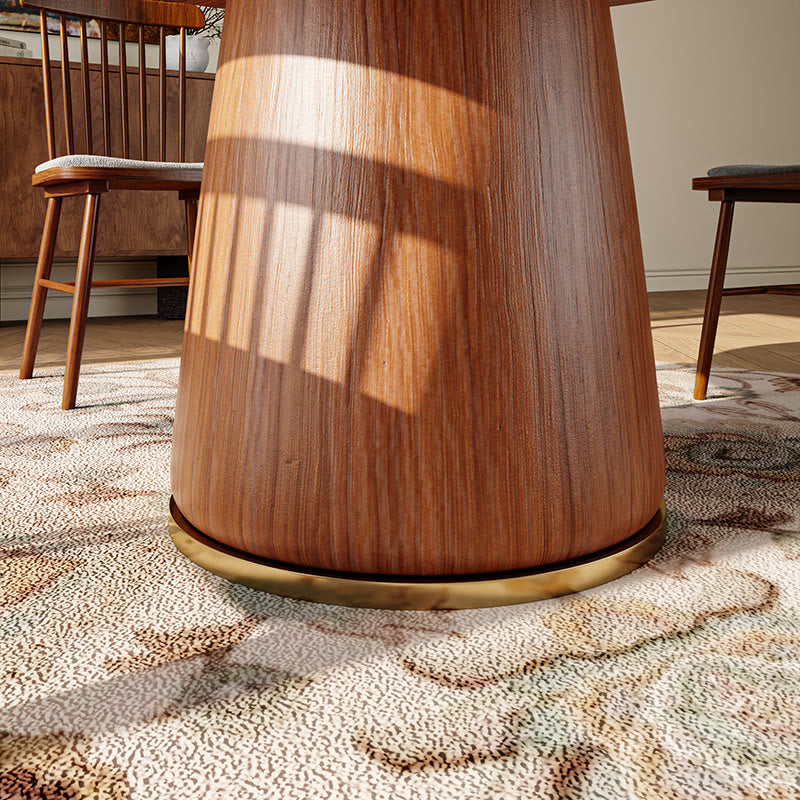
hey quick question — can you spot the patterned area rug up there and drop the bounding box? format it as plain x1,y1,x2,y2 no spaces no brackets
1,361,798,799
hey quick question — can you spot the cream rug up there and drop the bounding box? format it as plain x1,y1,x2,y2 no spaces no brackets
1,362,798,799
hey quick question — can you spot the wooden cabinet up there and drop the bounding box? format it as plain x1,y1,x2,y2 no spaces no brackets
0,55,214,259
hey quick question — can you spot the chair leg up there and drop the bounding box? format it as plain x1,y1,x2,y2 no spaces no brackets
62,193,101,410
183,195,199,276
694,200,735,401
19,197,63,379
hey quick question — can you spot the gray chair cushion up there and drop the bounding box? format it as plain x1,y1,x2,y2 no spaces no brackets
35,154,203,173
708,164,800,177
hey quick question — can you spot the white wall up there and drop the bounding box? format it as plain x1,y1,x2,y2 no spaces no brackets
612,0,800,291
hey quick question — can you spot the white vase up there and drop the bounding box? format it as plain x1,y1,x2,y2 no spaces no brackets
165,35,210,73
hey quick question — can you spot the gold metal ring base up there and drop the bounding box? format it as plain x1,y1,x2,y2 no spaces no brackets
168,498,667,609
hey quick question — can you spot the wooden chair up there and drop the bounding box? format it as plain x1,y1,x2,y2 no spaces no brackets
692,165,800,400
18,0,206,409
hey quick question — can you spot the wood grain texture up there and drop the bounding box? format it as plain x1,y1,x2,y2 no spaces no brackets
61,191,100,409
693,172,800,191
0,56,213,258
693,200,735,400
79,17,93,153
707,188,800,204
171,0,665,577
40,12,56,158
20,0,204,29
59,22,74,153
182,193,198,270
34,166,203,190
171,0,653,7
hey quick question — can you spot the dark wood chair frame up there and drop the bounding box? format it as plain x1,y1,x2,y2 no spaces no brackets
18,0,206,409
692,171,800,400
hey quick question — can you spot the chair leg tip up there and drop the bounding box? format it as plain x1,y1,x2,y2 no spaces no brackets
693,378,708,401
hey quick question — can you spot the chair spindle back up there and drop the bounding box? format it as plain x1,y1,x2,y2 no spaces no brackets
22,0,204,163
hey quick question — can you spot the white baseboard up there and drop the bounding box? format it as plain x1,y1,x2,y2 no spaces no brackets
645,264,800,293
1,258,158,323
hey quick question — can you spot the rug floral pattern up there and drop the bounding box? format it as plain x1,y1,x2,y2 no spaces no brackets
0,362,798,799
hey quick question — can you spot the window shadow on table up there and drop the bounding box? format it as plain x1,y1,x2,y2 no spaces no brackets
170,129,665,576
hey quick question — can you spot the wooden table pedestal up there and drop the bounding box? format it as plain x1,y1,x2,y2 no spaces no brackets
168,0,666,609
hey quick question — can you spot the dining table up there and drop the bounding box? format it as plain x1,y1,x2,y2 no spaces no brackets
167,0,666,608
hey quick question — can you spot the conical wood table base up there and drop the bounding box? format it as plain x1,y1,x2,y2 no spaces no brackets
169,0,666,606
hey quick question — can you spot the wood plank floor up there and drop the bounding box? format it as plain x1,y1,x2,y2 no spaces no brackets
0,317,185,373
1,290,798,374
648,290,800,373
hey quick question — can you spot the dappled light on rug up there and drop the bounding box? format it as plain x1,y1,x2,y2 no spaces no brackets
1,362,798,798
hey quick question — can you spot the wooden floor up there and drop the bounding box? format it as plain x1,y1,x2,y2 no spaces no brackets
1,290,798,374
0,316,185,373
648,290,800,374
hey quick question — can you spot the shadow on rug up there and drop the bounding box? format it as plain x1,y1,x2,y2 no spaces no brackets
1,362,798,799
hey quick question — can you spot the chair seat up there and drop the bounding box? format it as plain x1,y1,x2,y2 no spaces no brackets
35,154,203,173
32,155,204,192
708,163,800,177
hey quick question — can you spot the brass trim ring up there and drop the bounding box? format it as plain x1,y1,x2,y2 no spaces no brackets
168,498,667,609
